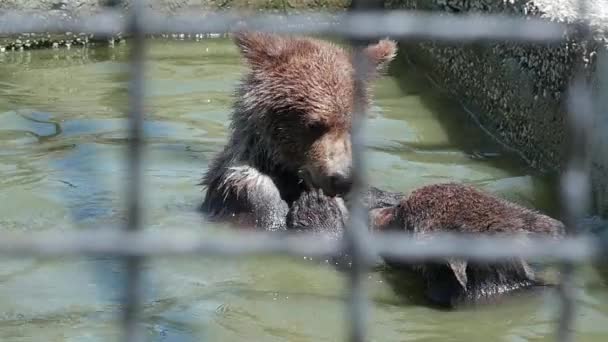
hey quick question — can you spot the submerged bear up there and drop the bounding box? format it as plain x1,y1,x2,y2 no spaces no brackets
288,183,565,308
201,31,397,231
369,183,565,308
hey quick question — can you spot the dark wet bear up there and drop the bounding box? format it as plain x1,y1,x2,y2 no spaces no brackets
289,183,565,308
286,186,405,268
286,186,404,236
370,183,565,308
201,32,397,230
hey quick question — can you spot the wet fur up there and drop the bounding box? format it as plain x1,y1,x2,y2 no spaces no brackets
290,182,565,308
370,183,565,308
287,186,404,268
197,32,566,308
201,32,397,230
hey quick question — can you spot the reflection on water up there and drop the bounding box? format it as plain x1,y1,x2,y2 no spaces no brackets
0,39,606,342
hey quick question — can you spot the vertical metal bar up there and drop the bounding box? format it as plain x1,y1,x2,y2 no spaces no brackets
556,86,592,342
344,0,383,341
345,46,370,342
556,0,592,341
122,0,146,341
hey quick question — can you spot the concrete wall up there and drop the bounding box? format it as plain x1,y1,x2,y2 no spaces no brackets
385,0,608,216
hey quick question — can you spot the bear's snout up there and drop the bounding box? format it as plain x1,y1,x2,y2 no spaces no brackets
301,166,353,198
327,171,353,197
303,131,353,197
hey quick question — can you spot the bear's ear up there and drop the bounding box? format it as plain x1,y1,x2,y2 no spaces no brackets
233,31,286,67
361,38,398,74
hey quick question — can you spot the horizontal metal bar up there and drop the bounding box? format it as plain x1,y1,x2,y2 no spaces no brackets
0,10,125,36
0,230,599,263
0,10,567,42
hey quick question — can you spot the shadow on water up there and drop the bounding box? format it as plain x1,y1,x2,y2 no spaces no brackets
387,52,561,216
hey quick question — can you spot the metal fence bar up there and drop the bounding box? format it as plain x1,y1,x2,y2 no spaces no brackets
344,0,374,339
0,10,567,42
555,0,594,340
0,230,600,262
557,82,593,342
0,10,125,36
122,0,145,341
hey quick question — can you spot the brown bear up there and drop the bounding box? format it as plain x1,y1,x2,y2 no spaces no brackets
288,183,565,308
201,31,397,231
369,183,565,308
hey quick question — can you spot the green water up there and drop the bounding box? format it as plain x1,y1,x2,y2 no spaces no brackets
0,39,607,342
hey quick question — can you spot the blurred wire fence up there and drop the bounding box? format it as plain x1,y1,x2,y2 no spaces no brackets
0,0,605,341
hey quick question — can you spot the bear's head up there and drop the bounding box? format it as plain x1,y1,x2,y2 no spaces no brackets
233,31,397,197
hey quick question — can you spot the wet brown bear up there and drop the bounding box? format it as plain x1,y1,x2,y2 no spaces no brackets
288,183,565,308
369,183,565,308
201,31,397,230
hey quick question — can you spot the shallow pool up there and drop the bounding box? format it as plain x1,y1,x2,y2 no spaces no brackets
0,38,606,342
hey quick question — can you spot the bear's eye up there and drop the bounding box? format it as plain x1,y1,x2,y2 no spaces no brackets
307,121,328,136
